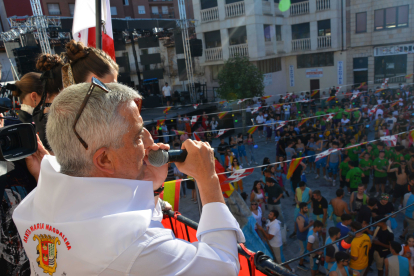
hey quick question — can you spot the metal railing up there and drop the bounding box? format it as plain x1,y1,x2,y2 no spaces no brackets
229,43,249,58
316,0,330,11
317,36,331,49
205,47,223,61
225,1,245,18
374,75,407,84
150,12,175,18
262,1,272,15
201,6,219,22
292,38,311,51
290,1,309,16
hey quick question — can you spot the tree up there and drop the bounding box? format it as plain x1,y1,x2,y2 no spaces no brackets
216,56,265,132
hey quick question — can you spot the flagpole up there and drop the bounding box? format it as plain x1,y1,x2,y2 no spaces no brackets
95,0,102,49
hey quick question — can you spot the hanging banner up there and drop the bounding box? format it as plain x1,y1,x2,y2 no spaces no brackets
289,65,295,87
263,73,273,87
306,69,323,78
374,43,414,56
337,61,344,85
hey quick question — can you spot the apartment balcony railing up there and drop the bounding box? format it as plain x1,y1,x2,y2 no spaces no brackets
374,75,406,84
225,1,245,18
262,1,272,15
290,1,309,16
292,38,311,51
316,0,330,11
201,6,219,22
317,36,331,49
205,47,223,61
150,12,175,18
229,43,249,58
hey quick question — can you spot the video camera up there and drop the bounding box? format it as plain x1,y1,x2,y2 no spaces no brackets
0,84,37,161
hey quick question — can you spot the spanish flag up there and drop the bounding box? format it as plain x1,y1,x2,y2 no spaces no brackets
311,90,319,97
161,180,181,211
163,107,172,114
157,119,165,127
215,159,234,198
358,82,366,89
376,88,385,93
405,73,413,79
390,100,401,108
287,157,304,179
298,118,310,127
247,126,258,134
326,96,336,102
218,111,228,119
261,96,272,100
173,130,186,135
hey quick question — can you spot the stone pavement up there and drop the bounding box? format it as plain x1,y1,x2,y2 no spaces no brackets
176,113,406,276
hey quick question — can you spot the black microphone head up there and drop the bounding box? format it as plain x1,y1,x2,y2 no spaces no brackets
148,150,169,167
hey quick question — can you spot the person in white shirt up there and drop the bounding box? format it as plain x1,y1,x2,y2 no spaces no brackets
376,107,384,120
256,111,265,138
13,82,245,276
341,115,350,131
257,210,294,273
210,116,218,135
162,82,172,106
283,104,291,120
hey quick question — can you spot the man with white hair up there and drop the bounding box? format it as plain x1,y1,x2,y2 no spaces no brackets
12,82,245,275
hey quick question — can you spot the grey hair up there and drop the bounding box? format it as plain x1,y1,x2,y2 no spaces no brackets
46,82,141,176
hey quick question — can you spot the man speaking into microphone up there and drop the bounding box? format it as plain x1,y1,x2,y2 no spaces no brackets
12,82,245,276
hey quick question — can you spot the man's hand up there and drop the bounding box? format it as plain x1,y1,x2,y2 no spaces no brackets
143,143,170,191
25,135,50,182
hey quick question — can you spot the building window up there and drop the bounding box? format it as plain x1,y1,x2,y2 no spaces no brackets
374,55,407,83
162,6,169,14
291,23,310,40
356,12,367,33
228,26,247,45
276,25,282,41
201,0,217,10
138,6,146,14
257,58,282,74
204,30,222,49
264,25,271,42
297,52,334,68
110,7,117,16
123,0,129,5
151,6,159,14
211,65,223,80
374,5,409,31
68,4,75,17
317,19,331,36
47,4,61,15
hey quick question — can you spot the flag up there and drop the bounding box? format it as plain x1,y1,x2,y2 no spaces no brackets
381,78,389,88
380,135,398,147
351,93,360,100
219,100,227,105
315,148,341,162
273,104,283,109
218,112,228,119
237,99,247,104
311,90,319,97
193,104,200,109
326,96,336,102
193,132,201,141
357,82,366,89
287,157,304,179
405,73,414,79
283,93,292,100
261,96,272,100
409,129,414,143
161,180,181,211
247,126,258,135
215,159,234,198
390,100,401,108
156,119,165,127
251,106,261,114
163,107,172,114
323,114,334,122
369,105,378,116
376,88,385,93
173,130,185,135
215,129,228,138
347,141,367,149
275,121,287,130
72,0,115,60
336,86,342,91
298,118,310,127
190,115,200,126
345,108,359,113
300,99,313,103
222,168,255,184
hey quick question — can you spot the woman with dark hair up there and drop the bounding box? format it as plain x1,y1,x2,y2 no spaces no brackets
250,181,265,210
275,155,290,197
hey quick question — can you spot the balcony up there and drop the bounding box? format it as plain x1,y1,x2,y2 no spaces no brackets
265,42,274,56
201,7,219,23
229,43,249,58
292,38,311,51
317,36,331,49
225,1,245,18
262,1,272,15
316,0,330,11
151,12,175,18
374,75,406,84
205,47,223,61
290,1,309,16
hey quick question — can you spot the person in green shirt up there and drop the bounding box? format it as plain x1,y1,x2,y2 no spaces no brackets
346,161,365,193
371,143,385,160
352,110,361,124
315,107,326,129
373,151,388,197
339,155,351,192
359,152,373,191
346,137,361,165
334,105,342,122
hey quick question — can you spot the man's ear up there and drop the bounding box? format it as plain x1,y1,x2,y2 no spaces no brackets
92,147,115,175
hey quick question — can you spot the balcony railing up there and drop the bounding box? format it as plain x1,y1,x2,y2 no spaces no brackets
316,0,330,11
201,6,219,22
225,1,245,18
229,43,249,58
150,12,175,18
292,38,311,51
290,1,309,16
205,47,223,61
262,1,272,15
317,36,331,49
374,75,406,84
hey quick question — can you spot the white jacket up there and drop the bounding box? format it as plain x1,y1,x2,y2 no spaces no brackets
12,155,245,275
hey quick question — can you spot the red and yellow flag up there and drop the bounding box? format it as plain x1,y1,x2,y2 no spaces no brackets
247,126,258,134
219,100,227,105
157,119,165,127
311,90,319,97
298,118,310,127
409,129,414,143
376,88,385,93
287,157,304,179
173,130,185,135
218,111,228,119
405,73,414,79
273,104,282,109
163,107,172,114
261,96,272,100
357,82,366,89
390,100,401,108
161,180,181,211
215,159,234,198
326,96,336,102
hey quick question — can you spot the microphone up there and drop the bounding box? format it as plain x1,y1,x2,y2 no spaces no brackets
148,149,188,167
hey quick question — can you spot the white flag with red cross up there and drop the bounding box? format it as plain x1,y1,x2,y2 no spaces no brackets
315,148,342,162
190,116,200,127
380,135,398,147
222,168,255,184
251,107,261,114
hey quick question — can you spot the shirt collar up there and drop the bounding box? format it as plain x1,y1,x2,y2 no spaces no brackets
20,104,34,115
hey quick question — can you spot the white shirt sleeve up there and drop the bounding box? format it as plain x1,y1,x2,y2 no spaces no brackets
308,235,315,244
130,203,245,276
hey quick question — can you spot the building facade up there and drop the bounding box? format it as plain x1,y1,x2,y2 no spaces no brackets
346,0,413,87
193,0,347,95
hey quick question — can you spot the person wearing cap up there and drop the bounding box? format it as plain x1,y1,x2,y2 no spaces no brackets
385,241,414,276
329,251,351,276
374,150,388,197
376,194,395,217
